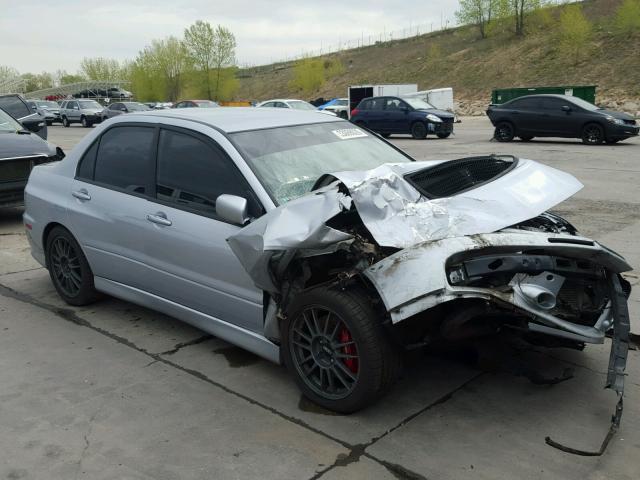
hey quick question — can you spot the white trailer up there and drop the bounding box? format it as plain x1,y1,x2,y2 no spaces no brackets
402,87,455,114
347,84,418,118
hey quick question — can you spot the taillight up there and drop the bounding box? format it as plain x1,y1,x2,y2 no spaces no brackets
351,108,360,117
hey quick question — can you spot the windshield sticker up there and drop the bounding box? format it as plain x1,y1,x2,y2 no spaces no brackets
332,128,368,140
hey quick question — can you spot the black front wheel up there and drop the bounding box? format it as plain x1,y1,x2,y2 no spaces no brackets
283,287,400,413
582,123,604,145
494,122,515,142
62,117,70,128
436,132,451,139
411,122,428,139
46,226,101,306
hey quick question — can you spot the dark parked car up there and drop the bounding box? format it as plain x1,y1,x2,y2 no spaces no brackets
350,96,455,139
172,100,219,109
73,87,133,99
0,94,48,140
487,94,639,145
0,107,63,208
101,101,151,120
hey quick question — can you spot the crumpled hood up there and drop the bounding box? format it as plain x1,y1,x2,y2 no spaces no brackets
227,157,583,291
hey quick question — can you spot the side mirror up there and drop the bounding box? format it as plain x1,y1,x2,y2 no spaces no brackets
561,105,571,112
21,117,43,133
216,194,250,226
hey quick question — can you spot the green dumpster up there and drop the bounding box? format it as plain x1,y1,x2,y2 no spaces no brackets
491,85,597,105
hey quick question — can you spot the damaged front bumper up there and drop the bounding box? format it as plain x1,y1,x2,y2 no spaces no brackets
364,230,631,344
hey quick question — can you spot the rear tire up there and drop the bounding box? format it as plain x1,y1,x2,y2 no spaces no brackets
519,135,534,141
46,120,53,126
81,116,89,128
411,122,428,139
62,117,70,128
581,123,604,145
494,122,515,142
437,132,451,139
282,286,401,413
45,226,101,306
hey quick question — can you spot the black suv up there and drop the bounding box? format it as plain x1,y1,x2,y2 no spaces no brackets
350,96,455,139
487,94,639,145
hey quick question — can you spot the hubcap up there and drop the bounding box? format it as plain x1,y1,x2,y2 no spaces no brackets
290,307,360,399
50,237,82,297
585,126,601,143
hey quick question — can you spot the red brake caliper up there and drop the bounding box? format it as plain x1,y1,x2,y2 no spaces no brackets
339,327,358,373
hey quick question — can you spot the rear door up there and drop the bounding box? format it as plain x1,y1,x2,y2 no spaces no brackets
67,101,80,122
506,97,542,135
364,98,386,131
142,126,265,332
68,125,157,290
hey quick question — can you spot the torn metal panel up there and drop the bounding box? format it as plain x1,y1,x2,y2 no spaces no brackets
227,187,353,292
330,158,583,248
364,231,632,323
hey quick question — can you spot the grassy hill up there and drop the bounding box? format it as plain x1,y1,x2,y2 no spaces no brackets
235,0,640,108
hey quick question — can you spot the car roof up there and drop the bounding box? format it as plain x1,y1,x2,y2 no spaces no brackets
125,107,342,133
507,94,574,101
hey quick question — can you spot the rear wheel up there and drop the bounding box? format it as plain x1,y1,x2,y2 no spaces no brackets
62,116,70,128
45,226,101,306
581,123,604,145
381,133,391,138
436,132,451,139
46,120,53,126
605,138,620,144
519,135,534,141
283,287,400,413
81,116,90,128
494,122,515,142
338,111,348,119
411,122,427,139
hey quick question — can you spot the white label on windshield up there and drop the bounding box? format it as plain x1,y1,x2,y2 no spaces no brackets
332,128,368,140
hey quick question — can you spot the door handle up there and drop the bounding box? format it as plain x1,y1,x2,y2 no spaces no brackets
146,212,172,226
72,189,91,201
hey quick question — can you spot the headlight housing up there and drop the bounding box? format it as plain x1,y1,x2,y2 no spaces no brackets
425,113,442,123
606,115,625,125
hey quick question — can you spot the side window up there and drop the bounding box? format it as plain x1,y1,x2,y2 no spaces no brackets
261,102,275,108
68,101,78,110
369,98,383,110
156,129,260,218
510,98,539,110
0,96,31,118
359,100,371,110
94,126,155,194
540,98,562,111
76,140,99,180
384,98,405,110
60,101,67,109
275,102,287,108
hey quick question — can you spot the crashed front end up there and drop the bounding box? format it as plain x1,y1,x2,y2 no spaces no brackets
228,155,631,451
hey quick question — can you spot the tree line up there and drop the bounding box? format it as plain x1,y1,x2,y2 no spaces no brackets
0,20,237,102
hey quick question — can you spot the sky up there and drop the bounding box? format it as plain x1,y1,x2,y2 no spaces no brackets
0,0,459,74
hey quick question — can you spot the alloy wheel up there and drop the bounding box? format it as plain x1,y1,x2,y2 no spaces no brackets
290,306,360,400
49,237,83,297
583,124,603,144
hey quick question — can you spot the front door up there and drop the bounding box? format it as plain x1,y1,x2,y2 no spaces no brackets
141,127,265,332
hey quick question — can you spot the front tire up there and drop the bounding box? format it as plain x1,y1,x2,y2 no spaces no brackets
282,287,400,413
411,122,428,139
81,116,90,128
45,226,101,306
582,123,604,145
519,135,534,141
494,122,515,142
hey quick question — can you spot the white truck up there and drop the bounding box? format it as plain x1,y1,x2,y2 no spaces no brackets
402,88,456,119
347,84,418,118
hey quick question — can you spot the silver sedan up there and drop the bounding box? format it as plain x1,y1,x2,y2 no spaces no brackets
23,108,631,416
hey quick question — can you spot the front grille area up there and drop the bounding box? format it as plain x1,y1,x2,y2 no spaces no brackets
404,155,518,199
0,156,50,183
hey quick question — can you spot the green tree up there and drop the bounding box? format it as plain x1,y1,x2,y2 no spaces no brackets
558,3,591,62
184,20,217,99
456,0,498,38
289,57,325,95
21,72,53,92
141,37,190,101
80,57,122,81
210,26,236,101
615,0,640,35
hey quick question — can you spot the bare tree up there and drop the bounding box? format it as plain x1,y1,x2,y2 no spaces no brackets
456,0,497,38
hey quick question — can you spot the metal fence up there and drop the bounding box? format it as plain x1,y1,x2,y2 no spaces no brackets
238,17,457,69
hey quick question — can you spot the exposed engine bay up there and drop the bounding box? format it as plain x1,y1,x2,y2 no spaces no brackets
227,155,632,455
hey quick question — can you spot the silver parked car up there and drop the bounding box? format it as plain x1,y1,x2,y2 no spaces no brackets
59,99,104,128
23,108,631,418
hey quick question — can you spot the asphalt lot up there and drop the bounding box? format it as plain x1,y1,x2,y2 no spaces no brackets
1,118,639,479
